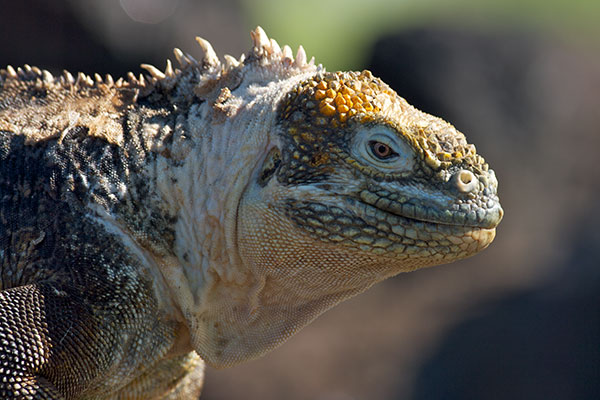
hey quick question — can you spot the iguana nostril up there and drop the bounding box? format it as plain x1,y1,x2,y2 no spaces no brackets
454,170,478,193
460,170,473,184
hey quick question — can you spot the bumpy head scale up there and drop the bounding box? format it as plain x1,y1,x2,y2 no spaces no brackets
278,71,489,179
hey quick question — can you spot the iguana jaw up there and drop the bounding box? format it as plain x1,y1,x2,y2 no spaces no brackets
283,191,500,268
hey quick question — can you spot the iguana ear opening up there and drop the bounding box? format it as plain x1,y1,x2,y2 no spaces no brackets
257,147,281,186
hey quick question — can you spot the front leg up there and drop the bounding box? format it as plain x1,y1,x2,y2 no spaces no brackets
1,284,87,399
0,279,192,399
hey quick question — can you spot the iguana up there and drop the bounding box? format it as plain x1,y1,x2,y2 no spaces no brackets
0,27,503,399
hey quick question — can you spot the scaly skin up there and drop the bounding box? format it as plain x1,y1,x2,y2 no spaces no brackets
0,27,502,398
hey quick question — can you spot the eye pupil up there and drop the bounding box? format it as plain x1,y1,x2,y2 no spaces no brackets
369,141,396,160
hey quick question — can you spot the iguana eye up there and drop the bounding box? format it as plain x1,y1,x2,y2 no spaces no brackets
352,126,415,172
368,141,398,160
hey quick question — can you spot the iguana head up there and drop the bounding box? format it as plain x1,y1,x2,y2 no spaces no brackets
154,28,502,367
259,68,502,271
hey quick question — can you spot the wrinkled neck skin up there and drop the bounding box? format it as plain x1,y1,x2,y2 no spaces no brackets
152,68,351,367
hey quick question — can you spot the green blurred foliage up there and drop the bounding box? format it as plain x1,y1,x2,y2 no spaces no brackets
240,0,600,70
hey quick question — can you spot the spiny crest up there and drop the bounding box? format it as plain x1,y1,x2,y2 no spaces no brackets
0,27,319,99
248,26,315,70
138,25,319,95
279,71,489,175
0,64,121,92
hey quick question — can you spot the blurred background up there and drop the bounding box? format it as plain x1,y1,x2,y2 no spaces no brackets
1,0,598,398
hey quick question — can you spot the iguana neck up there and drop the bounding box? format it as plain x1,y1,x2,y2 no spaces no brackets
144,79,276,312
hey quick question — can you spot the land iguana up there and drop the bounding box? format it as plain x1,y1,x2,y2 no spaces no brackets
0,27,503,399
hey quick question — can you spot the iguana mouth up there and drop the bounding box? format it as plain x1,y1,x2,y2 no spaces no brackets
284,197,499,255
349,197,500,237
352,192,503,230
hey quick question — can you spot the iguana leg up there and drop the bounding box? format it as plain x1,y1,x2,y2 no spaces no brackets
0,284,70,399
0,281,188,399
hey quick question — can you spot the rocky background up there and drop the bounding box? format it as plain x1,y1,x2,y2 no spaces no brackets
1,0,598,399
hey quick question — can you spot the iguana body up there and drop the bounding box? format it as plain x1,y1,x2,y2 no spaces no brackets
0,27,502,399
